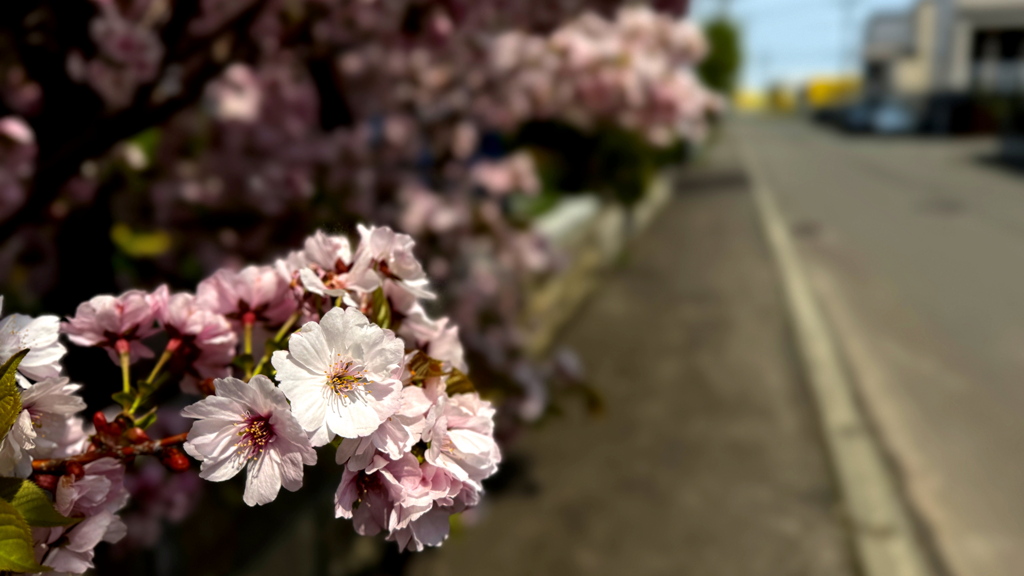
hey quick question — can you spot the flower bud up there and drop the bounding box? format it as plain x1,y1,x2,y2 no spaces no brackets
31,474,59,492
125,427,151,444
65,462,85,480
198,378,216,396
111,414,133,436
161,447,191,472
92,411,109,433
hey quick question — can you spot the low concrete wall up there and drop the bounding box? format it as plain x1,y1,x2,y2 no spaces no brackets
523,172,674,357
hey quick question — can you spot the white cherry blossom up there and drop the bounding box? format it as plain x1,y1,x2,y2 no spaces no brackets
0,295,66,386
272,307,404,446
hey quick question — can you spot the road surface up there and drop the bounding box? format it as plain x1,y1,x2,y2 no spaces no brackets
735,116,1024,576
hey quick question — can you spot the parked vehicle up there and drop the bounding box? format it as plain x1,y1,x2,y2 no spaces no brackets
871,100,916,134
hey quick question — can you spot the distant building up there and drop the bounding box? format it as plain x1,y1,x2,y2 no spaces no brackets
862,0,1024,133
863,11,915,101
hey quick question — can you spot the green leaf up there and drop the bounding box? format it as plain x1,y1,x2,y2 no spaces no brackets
0,498,50,573
371,288,392,330
0,350,28,443
0,478,79,528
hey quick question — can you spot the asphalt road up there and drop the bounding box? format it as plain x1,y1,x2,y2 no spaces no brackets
735,116,1024,576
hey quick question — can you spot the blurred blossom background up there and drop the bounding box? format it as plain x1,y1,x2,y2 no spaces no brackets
1,0,1023,574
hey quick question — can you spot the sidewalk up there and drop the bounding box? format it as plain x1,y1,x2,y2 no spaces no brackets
407,137,858,575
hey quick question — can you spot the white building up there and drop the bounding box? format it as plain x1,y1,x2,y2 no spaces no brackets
863,0,1024,131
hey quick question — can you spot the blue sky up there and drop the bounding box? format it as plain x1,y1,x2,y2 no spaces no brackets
690,0,918,90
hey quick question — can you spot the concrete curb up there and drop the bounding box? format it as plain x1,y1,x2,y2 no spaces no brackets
737,140,935,576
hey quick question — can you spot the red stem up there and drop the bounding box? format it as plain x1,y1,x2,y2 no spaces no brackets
31,432,189,473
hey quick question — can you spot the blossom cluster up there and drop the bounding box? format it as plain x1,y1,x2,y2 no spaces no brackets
176,225,500,551
485,6,724,144
0,226,498,573
0,296,124,573
66,0,164,111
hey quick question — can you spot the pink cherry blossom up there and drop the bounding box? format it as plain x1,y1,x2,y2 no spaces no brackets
36,458,130,573
423,392,501,490
56,458,131,519
207,63,263,123
182,375,317,506
397,310,468,373
335,385,433,471
62,289,160,363
334,452,468,552
286,230,367,299
352,225,434,299
152,287,237,386
40,511,125,574
196,265,298,326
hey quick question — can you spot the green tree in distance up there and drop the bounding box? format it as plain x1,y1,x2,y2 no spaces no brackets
699,17,742,96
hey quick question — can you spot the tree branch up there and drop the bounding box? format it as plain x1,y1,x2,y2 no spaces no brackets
31,432,188,473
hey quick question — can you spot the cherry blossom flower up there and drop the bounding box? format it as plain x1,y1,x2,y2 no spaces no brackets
334,461,390,537
55,458,130,520
423,392,501,490
62,289,160,363
196,265,297,326
0,375,81,473
397,310,468,373
151,287,237,386
287,230,366,299
41,511,125,574
335,385,432,471
0,295,66,386
182,375,316,506
0,410,33,477
37,458,130,573
19,377,86,459
352,225,434,299
387,506,458,552
334,453,467,552
207,63,263,123
272,307,404,446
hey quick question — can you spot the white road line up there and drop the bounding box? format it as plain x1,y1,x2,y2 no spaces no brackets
737,135,935,576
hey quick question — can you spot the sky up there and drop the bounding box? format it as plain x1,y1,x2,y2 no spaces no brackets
690,0,918,91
